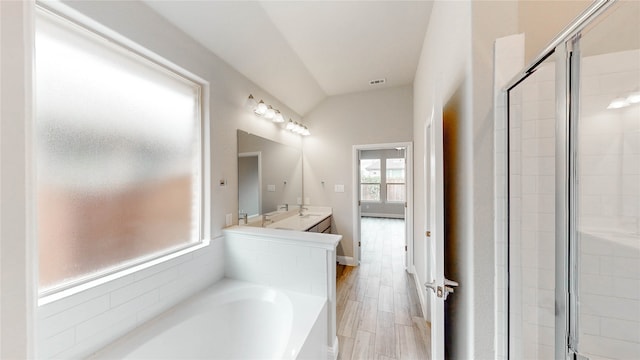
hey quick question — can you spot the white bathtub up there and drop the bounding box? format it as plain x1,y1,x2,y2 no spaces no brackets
90,279,328,359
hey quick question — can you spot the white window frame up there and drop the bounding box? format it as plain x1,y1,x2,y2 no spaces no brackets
36,2,211,301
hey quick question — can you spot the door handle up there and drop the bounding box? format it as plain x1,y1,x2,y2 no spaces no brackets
425,281,444,298
426,279,459,300
444,278,459,287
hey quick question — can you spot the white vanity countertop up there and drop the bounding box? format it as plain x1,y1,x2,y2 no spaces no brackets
224,225,341,250
266,206,332,231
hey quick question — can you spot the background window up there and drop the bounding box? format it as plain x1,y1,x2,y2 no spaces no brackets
386,158,406,202
360,159,381,201
36,9,204,292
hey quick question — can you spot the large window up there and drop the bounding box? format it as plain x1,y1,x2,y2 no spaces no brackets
36,8,205,292
360,159,381,201
386,158,406,202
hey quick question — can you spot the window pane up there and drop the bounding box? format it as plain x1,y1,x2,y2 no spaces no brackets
386,183,406,202
361,184,380,201
36,11,202,290
360,159,381,183
386,158,405,183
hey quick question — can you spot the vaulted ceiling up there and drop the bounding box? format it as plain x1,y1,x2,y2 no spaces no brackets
143,1,433,115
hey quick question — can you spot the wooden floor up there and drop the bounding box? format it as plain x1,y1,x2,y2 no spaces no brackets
336,217,431,360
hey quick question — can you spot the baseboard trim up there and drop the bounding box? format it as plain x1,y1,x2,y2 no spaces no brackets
411,268,429,322
360,213,405,219
337,256,356,266
328,336,339,360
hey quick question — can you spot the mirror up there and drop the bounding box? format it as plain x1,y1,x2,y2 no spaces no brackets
237,130,302,217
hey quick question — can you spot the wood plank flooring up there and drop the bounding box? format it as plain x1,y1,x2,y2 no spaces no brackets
336,217,431,360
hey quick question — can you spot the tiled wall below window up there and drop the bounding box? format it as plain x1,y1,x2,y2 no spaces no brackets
37,238,224,359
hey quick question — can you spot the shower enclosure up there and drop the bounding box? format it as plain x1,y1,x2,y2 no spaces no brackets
503,1,639,359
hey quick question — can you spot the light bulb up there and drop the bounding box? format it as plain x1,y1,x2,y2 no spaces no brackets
245,94,258,111
302,126,310,136
265,106,275,120
286,119,295,130
273,110,284,123
255,100,267,116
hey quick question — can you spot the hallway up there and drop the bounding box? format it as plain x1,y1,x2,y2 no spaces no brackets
336,217,430,359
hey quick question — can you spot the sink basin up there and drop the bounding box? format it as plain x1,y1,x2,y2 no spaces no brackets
299,213,323,219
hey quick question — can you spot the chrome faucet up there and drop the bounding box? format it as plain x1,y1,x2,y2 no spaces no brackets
298,205,308,216
239,212,248,225
262,214,274,227
278,204,289,211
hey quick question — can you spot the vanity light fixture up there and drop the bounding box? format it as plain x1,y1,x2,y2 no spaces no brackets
255,99,268,115
245,94,258,110
264,105,276,120
273,110,284,123
285,119,311,136
246,95,310,136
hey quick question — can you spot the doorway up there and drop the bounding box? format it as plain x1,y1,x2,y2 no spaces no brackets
352,143,413,271
238,152,261,218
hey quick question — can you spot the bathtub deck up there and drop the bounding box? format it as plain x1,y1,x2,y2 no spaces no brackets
335,217,431,360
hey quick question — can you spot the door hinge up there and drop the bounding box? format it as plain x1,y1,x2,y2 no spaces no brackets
358,241,361,247
404,202,407,208
404,245,407,251
426,231,431,237
358,200,361,206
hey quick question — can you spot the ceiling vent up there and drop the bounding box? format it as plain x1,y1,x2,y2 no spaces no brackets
369,78,386,86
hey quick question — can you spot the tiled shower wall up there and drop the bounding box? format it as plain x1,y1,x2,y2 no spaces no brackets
579,49,640,235
577,49,640,360
507,48,640,360
494,33,524,360
508,60,557,360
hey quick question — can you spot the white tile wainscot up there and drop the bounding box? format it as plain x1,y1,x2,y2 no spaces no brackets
37,237,224,359
223,226,342,360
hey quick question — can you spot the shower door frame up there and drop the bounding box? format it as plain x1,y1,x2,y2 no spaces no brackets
500,1,617,359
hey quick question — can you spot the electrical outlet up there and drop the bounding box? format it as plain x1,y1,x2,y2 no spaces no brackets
335,184,345,193
225,213,232,226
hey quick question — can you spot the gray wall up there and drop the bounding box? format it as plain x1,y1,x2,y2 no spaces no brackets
303,85,413,259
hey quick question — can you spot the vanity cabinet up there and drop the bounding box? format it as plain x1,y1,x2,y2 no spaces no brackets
306,215,332,234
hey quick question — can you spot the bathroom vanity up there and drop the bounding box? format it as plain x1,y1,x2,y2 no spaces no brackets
242,206,333,233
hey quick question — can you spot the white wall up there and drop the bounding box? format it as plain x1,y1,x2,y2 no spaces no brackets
413,1,519,358
1,0,308,357
303,85,413,260
412,0,472,356
0,1,36,358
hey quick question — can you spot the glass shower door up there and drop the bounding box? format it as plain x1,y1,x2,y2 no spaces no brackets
572,1,640,359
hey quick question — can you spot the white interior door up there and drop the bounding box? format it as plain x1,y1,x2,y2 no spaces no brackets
424,97,450,359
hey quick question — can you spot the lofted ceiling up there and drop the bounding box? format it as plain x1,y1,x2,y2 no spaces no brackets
142,1,433,116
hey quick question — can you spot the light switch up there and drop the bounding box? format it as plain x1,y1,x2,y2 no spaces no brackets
335,184,345,193
267,184,276,192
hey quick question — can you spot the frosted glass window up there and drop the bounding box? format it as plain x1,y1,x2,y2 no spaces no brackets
35,9,203,292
